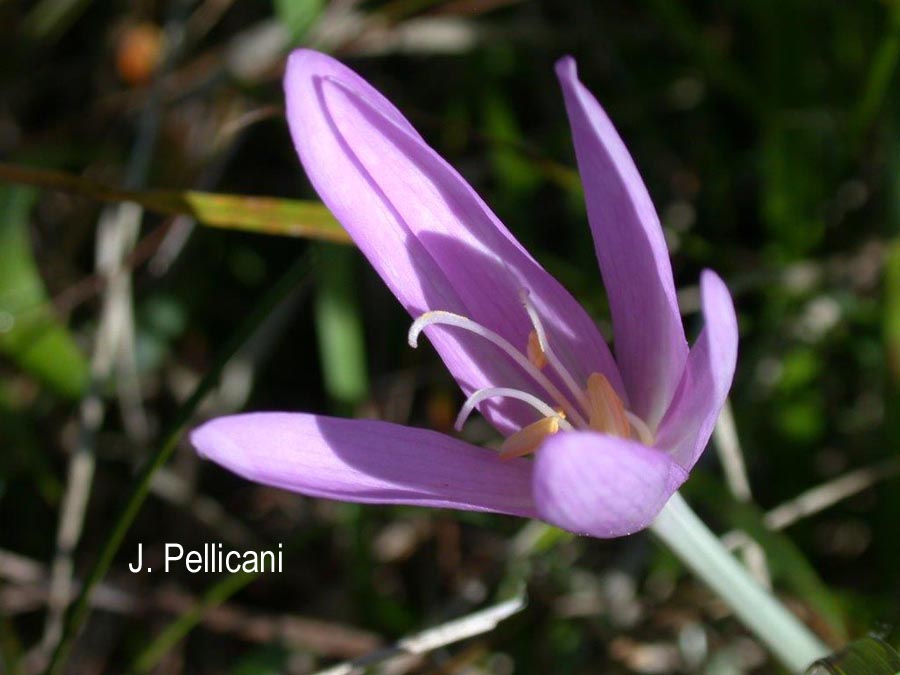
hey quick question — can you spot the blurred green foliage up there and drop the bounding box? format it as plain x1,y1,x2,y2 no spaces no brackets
274,0,324,42
0,186,88,397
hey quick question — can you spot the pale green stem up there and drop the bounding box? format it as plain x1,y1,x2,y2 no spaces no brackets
650,492,830,673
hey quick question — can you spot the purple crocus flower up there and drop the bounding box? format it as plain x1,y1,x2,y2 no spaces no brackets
191,50,738,538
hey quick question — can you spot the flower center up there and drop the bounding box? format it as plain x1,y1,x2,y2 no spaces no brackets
408,290,656,457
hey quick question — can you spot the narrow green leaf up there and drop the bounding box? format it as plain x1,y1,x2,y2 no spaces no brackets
0,186,89,397
129,571,259,674
314,244,369,410
0,163,350,244
851,2,900,142
807,636,900,674
886,241,900,384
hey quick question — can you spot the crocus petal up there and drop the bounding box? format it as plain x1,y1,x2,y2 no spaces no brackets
555,57,687,428
285,49,624,434
533,431,688,538
655,270,739,470
192,412,537,518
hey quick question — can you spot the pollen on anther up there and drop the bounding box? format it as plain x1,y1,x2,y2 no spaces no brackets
499,416,560,459
586,372,631,438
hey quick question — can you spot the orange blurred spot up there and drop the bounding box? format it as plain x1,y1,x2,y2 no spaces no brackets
116,23,163,86
426,389,457,432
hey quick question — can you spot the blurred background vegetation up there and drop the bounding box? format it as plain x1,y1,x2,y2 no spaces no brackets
1,0,899,673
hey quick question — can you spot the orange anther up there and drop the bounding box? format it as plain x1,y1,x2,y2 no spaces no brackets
527,330,548,369
586,372,631,438
499,416,560,459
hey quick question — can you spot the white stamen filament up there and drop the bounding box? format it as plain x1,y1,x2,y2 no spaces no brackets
409,304,657,450
409,311,588,427
454,387,574,433
626,411,655,446
519,290,593,416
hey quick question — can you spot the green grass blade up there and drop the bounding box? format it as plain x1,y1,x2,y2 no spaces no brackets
0,163,350,244
314,244,369,410
807,636,900,674
886,242,900,384
851,2,900,142
128,571,259,674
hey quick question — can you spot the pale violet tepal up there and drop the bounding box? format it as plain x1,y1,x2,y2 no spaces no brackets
191,50,739,539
